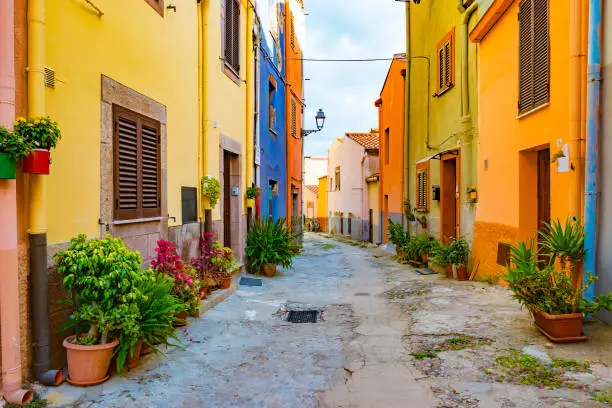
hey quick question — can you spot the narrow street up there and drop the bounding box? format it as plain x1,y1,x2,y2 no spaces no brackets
46,233,612,408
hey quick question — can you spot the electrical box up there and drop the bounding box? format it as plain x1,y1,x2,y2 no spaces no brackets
231,187,239,196
432,185,441,201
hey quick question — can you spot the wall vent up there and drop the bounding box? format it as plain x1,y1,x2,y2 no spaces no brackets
496,242,512,266
44,67,55,89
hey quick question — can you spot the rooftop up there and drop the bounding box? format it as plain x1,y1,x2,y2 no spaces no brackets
345,130,380,150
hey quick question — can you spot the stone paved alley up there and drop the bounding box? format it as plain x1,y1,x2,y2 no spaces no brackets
42,233,612,408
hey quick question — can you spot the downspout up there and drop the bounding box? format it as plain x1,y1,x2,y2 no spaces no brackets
456,0,466,13
404,1,411,231
197,0,203,226
246,3,254,208
0,0,34,404
27,0,63,387
569,0,585,218
583,0,603,301
460,2,478,202
201,0,212,232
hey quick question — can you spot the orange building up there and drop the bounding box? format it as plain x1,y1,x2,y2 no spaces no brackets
285,0,305,221
376,54,406,243
470,0,586,280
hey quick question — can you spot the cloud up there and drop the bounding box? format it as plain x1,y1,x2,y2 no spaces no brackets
302,0,406,156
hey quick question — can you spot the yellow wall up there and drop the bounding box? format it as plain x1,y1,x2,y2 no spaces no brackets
408,1,480,238
368,180,380,226
317,176,327,218
202,0,250,221
45,0,199,243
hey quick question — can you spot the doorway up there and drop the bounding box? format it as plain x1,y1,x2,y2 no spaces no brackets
537,149,551,235
441,154,459,242
369,209,374,243
383,195,389,243
223,151,233,248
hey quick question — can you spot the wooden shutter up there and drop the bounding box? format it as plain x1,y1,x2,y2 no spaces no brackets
290,14,295,50
114,106,161,220
416,167,429,211
518,0,549,114
438,48,445,91
223,0,240,73
291,98,297,138
436,29,455,94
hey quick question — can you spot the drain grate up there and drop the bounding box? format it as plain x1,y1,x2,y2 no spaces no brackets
287,310,319,323
240,277,263,286
354,292,370,296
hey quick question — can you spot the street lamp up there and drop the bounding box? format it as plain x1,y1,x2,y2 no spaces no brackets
302,108,326,137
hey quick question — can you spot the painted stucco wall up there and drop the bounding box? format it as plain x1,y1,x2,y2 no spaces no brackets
596,0,612,323
471,1,581,280
408,0,480,241
317,176,327,219
304,156,328,185
378,57,406,243
43,0,199,243
368,181,381,244
303,187,317,219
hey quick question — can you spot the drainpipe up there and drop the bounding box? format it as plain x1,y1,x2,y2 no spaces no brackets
246,3,254,207
583,0,603,301
404,1,411,231
460,2,478,207
27,0,63,387
569,0,585,218
201,0,212,231
0,0,34,404
197,0,203,225
456,0,465,13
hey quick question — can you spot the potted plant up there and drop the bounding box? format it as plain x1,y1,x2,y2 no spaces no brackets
448,238,470,280
214,244,239,289
0,125,33,179
467,187,478,203
539,217,586,288
55,234,143,385
388,220,409,260
432,242,452,277
14,116,61,174
246,183,260,208
151,239,202,323
201,175,221,209
192,233,238,291
245,218,300,277
506,239,612,342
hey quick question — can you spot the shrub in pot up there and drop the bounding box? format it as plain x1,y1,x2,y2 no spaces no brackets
246,218,300,276
448,238,470,280
388,220,409,261
405,233,438,263
0,125,33,179
201,175,221,209
13,116,61,174
432,242,452,277
539,217,586,288
506,239,612,342
192,233,239,290
151,239,202,321
55,234,142,385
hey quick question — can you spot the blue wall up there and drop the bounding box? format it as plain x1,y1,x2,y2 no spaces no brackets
258,26,287,220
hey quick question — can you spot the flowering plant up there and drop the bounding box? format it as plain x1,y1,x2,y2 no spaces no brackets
0,126,33,159
201,175,221,209
13,116,61,150
152,239,201,315
192,233,239,287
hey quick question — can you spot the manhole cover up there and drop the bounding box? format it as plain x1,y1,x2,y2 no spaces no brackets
240,277,263,286
287,310,319,323
354,293,370,296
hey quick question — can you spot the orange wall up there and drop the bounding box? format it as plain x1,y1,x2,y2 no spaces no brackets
285,1,304,219
472,0,584,279
378,58,406,242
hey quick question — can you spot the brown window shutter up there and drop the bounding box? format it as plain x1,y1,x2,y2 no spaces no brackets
291,98,297,138
141,120,161,217
438,48,445,91
231,0,241,72
290,14,295,50
532,0,549,107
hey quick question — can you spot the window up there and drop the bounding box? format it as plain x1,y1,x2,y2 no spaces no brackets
518,0,549,115
223,0,241,77
269,79,277,131
181,187,198,224
290,14,296,50
144,0,164,16
384,128,390,165
416,162,429,212
113,106,161,220
290,97,298,138
436,28,455,95
335,166,341,191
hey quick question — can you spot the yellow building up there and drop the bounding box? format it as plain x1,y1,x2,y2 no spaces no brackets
317,175,328,231
405,0,484,242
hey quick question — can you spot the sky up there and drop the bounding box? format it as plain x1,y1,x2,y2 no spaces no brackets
302,1,406,157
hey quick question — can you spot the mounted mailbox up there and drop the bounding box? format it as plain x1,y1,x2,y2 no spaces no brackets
432,185,441,201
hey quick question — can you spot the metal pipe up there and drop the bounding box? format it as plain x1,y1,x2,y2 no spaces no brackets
461,2,478,120
0,0,34,404
583,0,603,301
246,4,254,210
404,1,411,231
27,0,63,386
569,0,585,218
456,0,466,13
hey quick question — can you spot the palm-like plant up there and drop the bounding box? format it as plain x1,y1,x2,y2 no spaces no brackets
539,217,586,271
245,218,301,273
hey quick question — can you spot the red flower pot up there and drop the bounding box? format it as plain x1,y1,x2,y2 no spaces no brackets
219,276,232,289
533,310,587,343
23,149,50,174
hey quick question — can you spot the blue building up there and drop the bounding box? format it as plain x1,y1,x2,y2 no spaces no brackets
256,2,287,220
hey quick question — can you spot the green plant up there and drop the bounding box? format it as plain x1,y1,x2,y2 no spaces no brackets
245,217,300,273
402,233,438,262
246,183,261,199
448,237,470,266
13,116,61,150
201,175,221,209
403,201,417,222
0,126,33,159
388,220,409,248
432,242,451,266
539,217,586,269
55,234,144,346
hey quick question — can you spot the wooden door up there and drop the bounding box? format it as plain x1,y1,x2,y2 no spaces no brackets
223,151,232,248
441,158,457,243
369,209,374,243
537,149,551,233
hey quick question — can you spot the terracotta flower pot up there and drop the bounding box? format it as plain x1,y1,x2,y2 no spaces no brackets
421,253,429,263
200,286,209,300
0,152,16,179
219,276,232,289
63,335,119,386
456,265,468,281
263,264,277,277
23,149,50,174
127,340,143,370
533,310,587,343
445,265,453,279
140,343,153,356
173,310,188,327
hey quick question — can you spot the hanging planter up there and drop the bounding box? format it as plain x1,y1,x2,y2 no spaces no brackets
0,152,16,179
201,175,220,209
23,149,51,174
